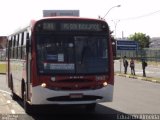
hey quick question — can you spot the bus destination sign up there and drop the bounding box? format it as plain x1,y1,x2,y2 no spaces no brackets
37,22,106,32
61,23,102,31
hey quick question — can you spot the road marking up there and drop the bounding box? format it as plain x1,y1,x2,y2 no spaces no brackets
7,100,11,104
0,89,11,95
11,109,15,114
136,71,155,74
152,80,157,82
126,75,130,78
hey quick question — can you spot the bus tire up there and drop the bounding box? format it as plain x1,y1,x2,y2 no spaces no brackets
8,74,12,89
10,76,18,100
8,76,11,88
12,92,18,100
23,91,32,114
9,75,13,90
85,103,96,112
21,80,25,100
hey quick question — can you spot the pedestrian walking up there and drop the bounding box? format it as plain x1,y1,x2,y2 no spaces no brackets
123,56,128,74
130,57,135,75
142,59,147,77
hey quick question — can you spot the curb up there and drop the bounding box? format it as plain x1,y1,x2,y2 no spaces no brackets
115,73,160,84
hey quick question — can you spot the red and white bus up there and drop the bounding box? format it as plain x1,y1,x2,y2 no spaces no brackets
6,17,114,113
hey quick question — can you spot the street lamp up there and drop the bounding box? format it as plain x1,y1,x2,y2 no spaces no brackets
103,5,121,19
112,20,120,38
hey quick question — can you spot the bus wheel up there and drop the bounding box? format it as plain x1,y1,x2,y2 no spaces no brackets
85,103,96,112
23,91,32,114
12,92,18,100
10,78,18,100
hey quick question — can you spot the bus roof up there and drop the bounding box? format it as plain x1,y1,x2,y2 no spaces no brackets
8,16,107,36
31,16,107,26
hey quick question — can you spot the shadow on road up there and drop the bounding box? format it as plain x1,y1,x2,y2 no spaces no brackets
10,96,141,120
28,104,140,120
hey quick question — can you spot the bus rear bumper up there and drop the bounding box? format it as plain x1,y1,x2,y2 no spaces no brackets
31,84,113,105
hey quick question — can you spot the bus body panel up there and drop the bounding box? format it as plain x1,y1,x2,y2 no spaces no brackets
9,60,26,97
31,84,113,105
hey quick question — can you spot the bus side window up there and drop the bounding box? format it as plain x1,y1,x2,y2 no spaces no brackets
13,35,17,59
22,31,27,60
9,37,12,58
14,34,19,59
21,32,24,59
18,33,22,59
8,37,12,58
11,36,15,59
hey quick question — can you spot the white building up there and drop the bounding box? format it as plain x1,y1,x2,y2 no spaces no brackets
150,37,160,48
43,10,79,17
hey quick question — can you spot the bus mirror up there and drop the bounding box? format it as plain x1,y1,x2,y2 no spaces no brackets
111,38,116,60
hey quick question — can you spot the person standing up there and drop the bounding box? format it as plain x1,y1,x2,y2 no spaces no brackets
142,59,147,77
123,56,128,74
130,57,135,75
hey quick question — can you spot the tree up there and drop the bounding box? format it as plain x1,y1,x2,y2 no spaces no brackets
128,32,150,48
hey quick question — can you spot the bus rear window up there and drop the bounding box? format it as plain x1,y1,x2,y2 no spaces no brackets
36,35,108,75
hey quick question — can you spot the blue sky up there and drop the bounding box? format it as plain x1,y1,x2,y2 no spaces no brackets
0,0,160,37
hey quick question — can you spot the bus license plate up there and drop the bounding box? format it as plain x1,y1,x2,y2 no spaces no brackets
70,94,83,98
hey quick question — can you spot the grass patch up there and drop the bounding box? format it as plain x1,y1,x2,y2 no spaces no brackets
0,62,6,74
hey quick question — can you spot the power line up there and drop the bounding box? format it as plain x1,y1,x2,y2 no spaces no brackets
120,9,160,21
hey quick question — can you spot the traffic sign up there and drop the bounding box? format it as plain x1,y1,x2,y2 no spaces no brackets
116,40,138,50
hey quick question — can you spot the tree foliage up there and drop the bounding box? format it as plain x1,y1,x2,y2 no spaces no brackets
128,32,150,48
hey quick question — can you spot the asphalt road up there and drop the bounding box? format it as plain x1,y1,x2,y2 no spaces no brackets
104,76,160,114
0,74,160,120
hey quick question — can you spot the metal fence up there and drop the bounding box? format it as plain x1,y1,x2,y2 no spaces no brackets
0,49,6,61
116,48,160,62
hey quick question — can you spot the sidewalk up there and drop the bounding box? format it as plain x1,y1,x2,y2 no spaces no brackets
114,60,160,84
115,72,160,84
